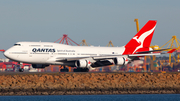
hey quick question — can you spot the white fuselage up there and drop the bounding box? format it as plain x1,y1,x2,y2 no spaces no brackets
4,42,125,65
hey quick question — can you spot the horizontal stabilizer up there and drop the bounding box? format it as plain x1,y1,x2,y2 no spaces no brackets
135,48,171,54
167,49,176,53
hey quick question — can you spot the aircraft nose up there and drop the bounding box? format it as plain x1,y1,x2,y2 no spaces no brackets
4,51,8,57
4,50,10,58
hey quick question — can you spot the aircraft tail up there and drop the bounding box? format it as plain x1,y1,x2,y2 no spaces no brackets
123,20,157,55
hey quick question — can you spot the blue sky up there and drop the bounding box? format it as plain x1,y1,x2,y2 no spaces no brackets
0,0,180,58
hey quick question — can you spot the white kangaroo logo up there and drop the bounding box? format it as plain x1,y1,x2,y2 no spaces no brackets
132,36,141,44
132,26,156,54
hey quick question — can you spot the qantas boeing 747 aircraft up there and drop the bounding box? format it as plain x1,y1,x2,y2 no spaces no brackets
3,20,175,72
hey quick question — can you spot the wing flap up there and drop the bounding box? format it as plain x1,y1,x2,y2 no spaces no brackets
54,55,124,61
49,48,176,62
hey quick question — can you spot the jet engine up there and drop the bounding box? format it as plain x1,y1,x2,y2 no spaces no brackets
32,64,49,68
113,57,128,65
75,59,91,68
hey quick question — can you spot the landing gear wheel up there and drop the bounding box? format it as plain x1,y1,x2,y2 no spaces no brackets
73,68,89,72
81,68,89,72
59,65,69,72
60,68,69,72
19,68,24,72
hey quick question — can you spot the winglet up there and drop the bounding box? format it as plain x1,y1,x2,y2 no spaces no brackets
167,49,176,53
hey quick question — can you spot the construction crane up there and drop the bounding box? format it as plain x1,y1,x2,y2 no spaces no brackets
160,35,180,63
79,39,91,46
106,41,114,47
134,19,139,32
54,34,79,46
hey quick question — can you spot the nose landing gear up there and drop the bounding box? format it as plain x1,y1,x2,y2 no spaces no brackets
19,68,24,72
18,62,24,72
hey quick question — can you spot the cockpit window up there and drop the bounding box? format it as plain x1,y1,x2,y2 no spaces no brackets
14,44,21,46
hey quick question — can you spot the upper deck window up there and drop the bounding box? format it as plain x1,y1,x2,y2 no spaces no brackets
44,45,53,47
14,44,21,46
29,45,41,47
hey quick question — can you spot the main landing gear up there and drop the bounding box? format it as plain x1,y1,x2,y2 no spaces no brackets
73,68,89,72
59,65,89,72
18,62,24,72
60,65,69,72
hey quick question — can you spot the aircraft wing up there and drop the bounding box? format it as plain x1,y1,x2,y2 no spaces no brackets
55,55,121,61
47,48,176,62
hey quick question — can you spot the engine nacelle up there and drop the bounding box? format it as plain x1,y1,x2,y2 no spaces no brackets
113,57,128,65
32,64,49,68
75,59,91,68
